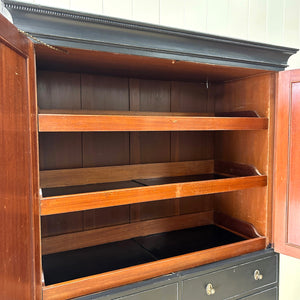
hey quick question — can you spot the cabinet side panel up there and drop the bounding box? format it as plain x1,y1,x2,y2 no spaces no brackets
0,16,41,299
213,74,275,239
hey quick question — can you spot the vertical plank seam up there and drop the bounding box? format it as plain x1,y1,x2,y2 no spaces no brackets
79,73,85,232
282,0,287,45
247,0,250,40
128,77,133,223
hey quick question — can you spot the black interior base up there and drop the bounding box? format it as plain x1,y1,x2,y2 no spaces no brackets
43,224,245,285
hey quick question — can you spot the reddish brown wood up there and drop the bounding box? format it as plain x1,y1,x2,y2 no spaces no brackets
37,71,81,110
37,70,85,238
214,212,261,239
42,237,266,300
39,133,83,170
40,175,267,215
42,211,214,254
39,109,213,116
38,113,268,132
35,44,272,83
82,132,130,167
40,160,214,188
0,15,41,299
215,160,262,176
274,70,300,259
213,74,275,239
287,81,300,245
81,74,129,110
82,206,130,231
170,81,211,113
170,81,214,199
81,74,131,230
169,76,212,166
41,212,84,238
179,195,214,215
128,79,173,221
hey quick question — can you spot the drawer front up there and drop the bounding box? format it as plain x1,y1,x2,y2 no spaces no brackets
114,283,178,300
182,255,277,300
239,287,277,300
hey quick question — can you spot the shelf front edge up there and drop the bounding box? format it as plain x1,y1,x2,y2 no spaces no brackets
42,237,266,300
38,114,268,132
40,175,267,215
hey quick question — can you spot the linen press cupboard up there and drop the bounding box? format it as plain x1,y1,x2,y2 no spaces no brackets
1,1,300,299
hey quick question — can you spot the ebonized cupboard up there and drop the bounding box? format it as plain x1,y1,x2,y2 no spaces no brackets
75,250,278,300
1,1,299,299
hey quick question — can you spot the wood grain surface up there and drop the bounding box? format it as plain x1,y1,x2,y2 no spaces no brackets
40,175,267,215
0,15,42,300
38,113,268,132
274,69,300,259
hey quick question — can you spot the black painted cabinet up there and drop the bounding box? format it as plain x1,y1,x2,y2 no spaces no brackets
77,250,278,300
2,1,296,299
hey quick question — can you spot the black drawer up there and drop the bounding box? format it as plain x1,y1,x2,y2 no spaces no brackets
182,255,277,300
75,251,278,300
239,287,278,299
113,283,178,300
75,276,178,300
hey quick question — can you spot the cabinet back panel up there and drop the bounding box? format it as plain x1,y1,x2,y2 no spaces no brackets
39,132,82,170
37,71,83,244
37,71,81,110
38,71,213,237
129,79,212,221
83,132,130,167
81,74,129,111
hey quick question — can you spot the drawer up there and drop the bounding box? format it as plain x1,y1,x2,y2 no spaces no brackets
77,282,178,300
182,255,277,300
114,283,178,300
239,287,277,299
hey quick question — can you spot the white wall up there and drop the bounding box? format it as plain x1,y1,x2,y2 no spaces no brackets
280,255,300,300
11,0,300,299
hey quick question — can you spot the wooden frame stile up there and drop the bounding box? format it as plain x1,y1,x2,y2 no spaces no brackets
0,15,42,300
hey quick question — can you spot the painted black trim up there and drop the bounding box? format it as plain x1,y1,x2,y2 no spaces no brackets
4,0,298,70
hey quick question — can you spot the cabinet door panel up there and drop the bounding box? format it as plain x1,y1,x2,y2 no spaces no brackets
274,69,300,258
0,15,41,299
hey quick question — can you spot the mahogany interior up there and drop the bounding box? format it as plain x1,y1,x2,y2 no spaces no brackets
35,44,274,288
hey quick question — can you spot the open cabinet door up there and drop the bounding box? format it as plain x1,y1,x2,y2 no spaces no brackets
0,14,41,299
274,69,300,259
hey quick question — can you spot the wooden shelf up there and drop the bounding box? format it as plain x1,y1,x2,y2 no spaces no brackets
39,160,267,215
41,212,266,300
38,110,268,132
